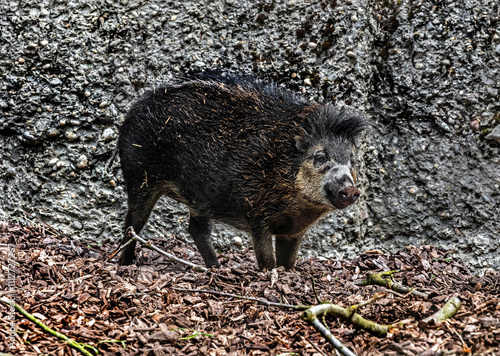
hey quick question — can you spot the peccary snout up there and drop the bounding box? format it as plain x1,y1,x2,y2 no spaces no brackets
323,164,360,209
325,184,360,209
339,186,360,204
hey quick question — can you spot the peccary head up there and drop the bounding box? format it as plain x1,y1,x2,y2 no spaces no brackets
295,105,369,210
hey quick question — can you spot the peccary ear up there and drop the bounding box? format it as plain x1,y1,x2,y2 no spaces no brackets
294,130,310,152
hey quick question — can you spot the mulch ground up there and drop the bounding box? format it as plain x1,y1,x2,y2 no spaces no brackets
0,222,499,356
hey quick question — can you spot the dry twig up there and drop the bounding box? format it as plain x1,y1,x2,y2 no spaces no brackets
109,227,208,272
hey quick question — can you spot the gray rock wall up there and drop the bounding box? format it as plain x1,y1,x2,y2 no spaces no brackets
1,0,498,270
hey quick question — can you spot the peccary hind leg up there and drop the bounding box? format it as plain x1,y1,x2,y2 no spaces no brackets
275,234,305,270
188,212,220,268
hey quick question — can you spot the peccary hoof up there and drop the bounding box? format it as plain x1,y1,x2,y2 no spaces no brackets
117,250,136,266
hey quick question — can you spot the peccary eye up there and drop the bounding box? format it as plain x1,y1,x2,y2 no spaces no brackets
313,151,329,166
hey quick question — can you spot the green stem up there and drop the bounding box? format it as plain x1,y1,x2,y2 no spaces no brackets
354,271,429,298
0,297,95,356
421,297,462,324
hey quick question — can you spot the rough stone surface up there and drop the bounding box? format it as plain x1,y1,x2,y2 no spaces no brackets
1,0,498,270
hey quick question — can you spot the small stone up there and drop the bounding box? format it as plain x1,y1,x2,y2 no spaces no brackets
303,78,312,86
308,42,317,49
71,221,83,230
346,51,356,58
101,128,115,141
47,129,60,137
233,235,242,247
99,101,108,108
40,39,49,46
485,125,500,143
65,130,78,141
351,14,358,22
18,57,25,64
415,63,424,70
409,186,419,195
469,120,480,131
76,155,88,169
50,78,62,86
48,158,59,166
5,167,16,177
435,119,451,132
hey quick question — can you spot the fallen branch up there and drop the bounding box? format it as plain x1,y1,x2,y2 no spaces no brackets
109,227,208,272
0,297,96,356
173,287,355,355
421,296,462,326
354,270,429,298
301,293,407,337
307,317,356,356
173,288,404,355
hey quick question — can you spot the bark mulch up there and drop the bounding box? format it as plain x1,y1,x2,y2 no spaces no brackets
0,221,499,356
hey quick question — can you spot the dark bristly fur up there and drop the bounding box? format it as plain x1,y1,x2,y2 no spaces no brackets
115,73,370,270
308,105,369,142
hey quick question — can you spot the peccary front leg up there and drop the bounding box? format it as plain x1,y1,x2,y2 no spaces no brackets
118,183,162,265
251,224,276,270
188,212,220,268
275,234,305,270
